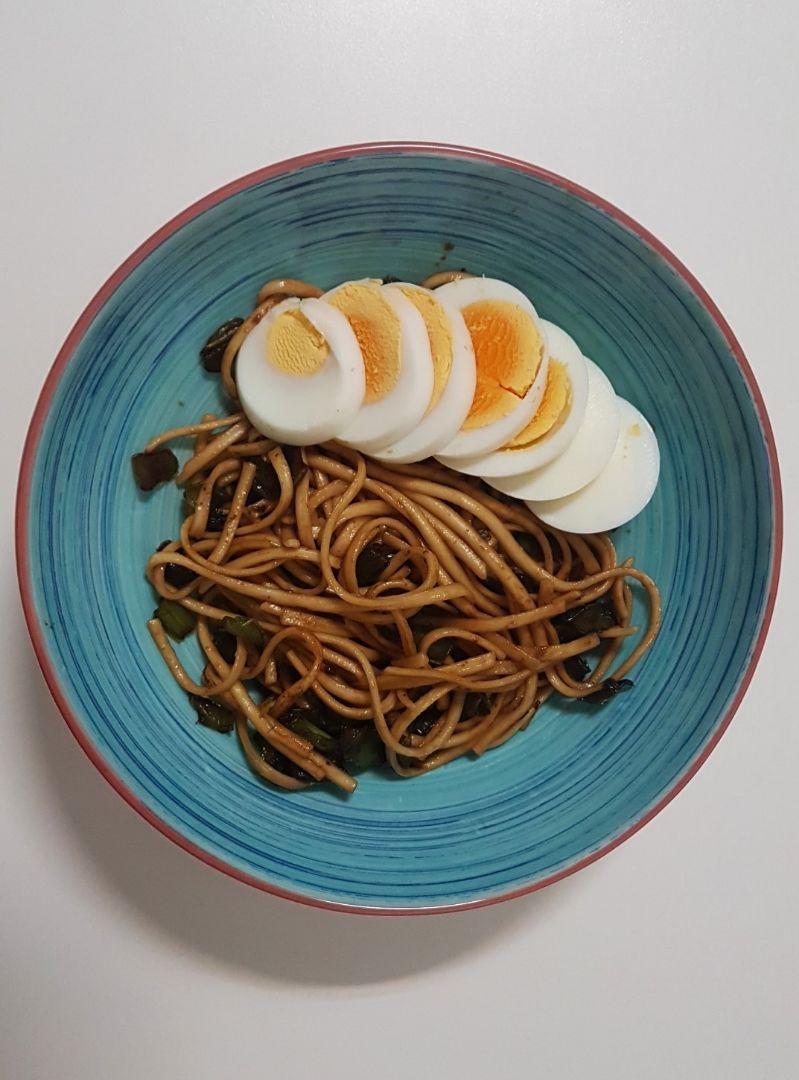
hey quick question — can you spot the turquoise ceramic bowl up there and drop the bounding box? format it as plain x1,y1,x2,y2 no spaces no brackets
17,144,781,913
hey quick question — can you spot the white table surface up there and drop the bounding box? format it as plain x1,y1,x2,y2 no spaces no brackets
3,3,797,1078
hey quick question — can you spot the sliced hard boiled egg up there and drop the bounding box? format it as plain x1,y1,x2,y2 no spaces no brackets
236,296,365,445
489,359,620,501
446,320,588,478
327,280,434,454
371,283,476,464
526,398,660,533
434,278,549,461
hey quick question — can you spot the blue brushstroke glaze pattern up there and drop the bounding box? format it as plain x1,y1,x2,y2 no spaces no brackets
26,151,777,908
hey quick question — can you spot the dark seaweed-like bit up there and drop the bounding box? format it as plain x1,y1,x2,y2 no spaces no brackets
200,318,244,373
246,458,280,505
564,654,591,682
407,611,454,666
245,449,305,507
407,708,439,737
164,563,195,589
355,540,395,586
512,567,536,592
132,448,178,491
156,540,196,588
427,638,454,665
561,652,591,678
462,692,492,720
212,631,237,664
584,678,634,705
206,488,231,530
513,531,544,562
283,446,306,482
552,596,617,643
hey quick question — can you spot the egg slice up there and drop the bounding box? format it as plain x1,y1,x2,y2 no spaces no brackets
236,296,365,445
370,283,476,464
526,399,659,533
446,320,589,478
434,278,550,461
326,280,434,454
489,359,620,501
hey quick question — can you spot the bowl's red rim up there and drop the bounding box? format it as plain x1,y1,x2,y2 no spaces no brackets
15,141,783,916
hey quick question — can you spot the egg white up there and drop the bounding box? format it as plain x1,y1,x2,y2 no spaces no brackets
488,359,620,501
371,283,476,464
449,320,588,478
434,277,550,461
334,282,434,454
236,297,365,445
526,398,660,532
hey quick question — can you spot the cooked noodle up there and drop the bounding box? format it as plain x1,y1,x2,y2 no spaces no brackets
141,277,661,794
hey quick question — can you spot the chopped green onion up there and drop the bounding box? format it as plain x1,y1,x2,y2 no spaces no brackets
189,696,235,732
155,598,196,641
283,714,338,755
338,726,385,772
222,616,266,649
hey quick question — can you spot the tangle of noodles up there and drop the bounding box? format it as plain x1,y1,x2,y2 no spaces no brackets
140,275,661,795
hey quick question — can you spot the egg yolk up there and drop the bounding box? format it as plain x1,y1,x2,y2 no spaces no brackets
327,283,400,404
461,300,543,430
506,360,571,448
399,286,453,411
265,309,329,376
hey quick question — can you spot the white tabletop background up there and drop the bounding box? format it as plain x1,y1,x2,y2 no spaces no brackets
2,3,797,1078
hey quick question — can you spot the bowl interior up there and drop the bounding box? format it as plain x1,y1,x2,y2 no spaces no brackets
22,148,778,910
